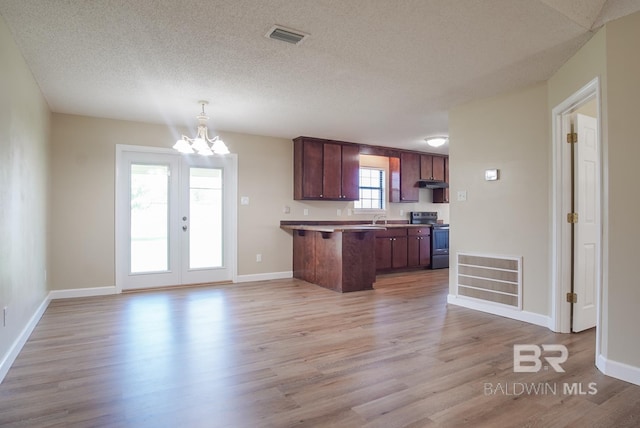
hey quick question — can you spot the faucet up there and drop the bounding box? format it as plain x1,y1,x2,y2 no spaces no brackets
372,214,387,225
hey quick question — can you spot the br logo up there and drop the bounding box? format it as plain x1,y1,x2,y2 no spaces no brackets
513,344,569,373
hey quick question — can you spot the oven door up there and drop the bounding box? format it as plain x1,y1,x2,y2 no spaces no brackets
431,227,449,255
430,227,449,269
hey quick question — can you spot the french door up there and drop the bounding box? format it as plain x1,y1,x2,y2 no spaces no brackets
116,146,237,290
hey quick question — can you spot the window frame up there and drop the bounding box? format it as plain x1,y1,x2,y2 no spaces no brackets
354,167,386,213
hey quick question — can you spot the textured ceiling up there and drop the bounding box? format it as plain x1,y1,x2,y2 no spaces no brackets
1,0,639,153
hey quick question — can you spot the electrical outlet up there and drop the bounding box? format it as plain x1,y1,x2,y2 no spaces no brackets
303,208,309,216
283,206,291,214
256,254,262,262
399,209,404,216
457,190,467,201
240,196,250,205
337,209,342,216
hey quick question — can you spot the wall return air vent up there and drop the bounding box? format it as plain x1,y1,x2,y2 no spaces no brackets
266,25,309,45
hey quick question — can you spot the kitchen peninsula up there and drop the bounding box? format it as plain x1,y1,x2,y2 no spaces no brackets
280,224,384,293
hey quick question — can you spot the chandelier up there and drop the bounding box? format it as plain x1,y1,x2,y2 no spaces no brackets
173,101,230,155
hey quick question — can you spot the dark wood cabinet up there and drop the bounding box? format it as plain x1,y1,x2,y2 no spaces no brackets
375,228,408,271
407,228,431,267
376,227,433,271
420,155,445,181
291,228,376,292
389,152,420,203
294,137,359,200
432,156,450,203
340,144,360,200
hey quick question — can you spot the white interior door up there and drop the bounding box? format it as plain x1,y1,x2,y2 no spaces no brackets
572,113,599,332
117,146,236,290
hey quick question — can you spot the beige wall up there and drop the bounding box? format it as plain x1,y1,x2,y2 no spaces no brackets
603,11,640,367
449,11,640,375
448,82,550,315
50,114,446,289
0,16,50,362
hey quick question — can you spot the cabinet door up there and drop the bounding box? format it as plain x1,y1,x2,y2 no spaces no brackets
418,234,431,266
433,156,449,203
407,228,431,267
420,155,434,180
400,152,420,202
299,139,323,199
322,142,342,199
389,157,401,203
432,156,445,181
407,236,420,267
341,144,360,200
392,236,408,268
375,237,392,270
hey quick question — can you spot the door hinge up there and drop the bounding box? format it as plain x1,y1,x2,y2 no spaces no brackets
566,292,577,303
567,212,578,223
566,132,578,144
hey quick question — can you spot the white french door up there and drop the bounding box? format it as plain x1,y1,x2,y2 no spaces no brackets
116,146,237,290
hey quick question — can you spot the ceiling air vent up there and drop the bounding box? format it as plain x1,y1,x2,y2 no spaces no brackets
266,25,309,45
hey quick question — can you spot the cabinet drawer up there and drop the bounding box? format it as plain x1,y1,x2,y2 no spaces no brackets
407,227,431,237
376,228,408,238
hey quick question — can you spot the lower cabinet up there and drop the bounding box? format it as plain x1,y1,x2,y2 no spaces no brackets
407,228,431,268
375,229,408,270
375,227,431,272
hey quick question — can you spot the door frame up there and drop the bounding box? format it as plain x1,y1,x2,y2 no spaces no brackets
115,144,238,292
550,77,603,340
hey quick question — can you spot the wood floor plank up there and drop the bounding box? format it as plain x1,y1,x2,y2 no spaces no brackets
0,270,638,427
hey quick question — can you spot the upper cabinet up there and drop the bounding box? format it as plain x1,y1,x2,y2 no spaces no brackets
294,137,359,200
420,155,446,181
294,136,448,203
389,152,420,203
432,156,450,203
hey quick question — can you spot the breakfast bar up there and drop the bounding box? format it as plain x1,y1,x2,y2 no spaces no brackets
280,224,384,292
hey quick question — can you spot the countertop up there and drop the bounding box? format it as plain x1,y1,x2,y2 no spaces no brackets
280,224,387,233
280,223,435,233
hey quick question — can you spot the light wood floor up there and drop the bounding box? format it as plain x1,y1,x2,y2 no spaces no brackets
1,270,639,427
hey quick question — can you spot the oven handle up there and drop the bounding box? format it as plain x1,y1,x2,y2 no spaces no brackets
433,227,449,230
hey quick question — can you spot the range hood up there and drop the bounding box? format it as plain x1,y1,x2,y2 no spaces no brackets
418,179,449,189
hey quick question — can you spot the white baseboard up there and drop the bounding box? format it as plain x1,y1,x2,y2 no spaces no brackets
0,295,51,383
447,294,551,328
597,354,640,387
48,286,118,300
235,271,293,283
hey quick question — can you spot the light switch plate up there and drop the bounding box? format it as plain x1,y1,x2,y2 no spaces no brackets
240,196,250,205
485,169,499,181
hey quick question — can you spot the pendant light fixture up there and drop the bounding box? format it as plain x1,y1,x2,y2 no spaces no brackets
173,101,230,155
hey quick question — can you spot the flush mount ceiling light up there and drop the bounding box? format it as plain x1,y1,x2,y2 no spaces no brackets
173,101,230,156
425,136,449,148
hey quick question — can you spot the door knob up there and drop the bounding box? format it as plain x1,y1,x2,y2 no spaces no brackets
182,225,188,231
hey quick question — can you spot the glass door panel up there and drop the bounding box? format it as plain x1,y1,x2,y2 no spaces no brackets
130,163,170,273
189,167,223,269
